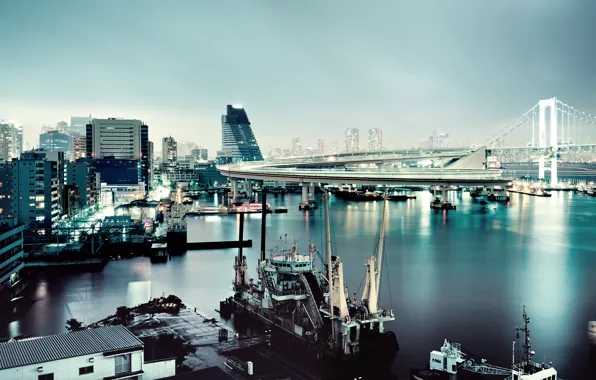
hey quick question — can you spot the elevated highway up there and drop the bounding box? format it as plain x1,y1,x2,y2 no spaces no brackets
218,148,512,187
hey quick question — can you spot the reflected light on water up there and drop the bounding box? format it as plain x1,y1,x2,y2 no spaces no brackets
127,281,151,307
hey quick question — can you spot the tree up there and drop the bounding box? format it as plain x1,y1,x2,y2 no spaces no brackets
114,306,134,325
156,333,196,366
66,319,85,332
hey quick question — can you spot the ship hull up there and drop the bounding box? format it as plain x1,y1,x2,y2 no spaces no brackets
410,367,505,380
222,296,399,379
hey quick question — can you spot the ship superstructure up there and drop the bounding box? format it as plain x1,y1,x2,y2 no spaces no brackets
411,306,559,380
221,190,399,362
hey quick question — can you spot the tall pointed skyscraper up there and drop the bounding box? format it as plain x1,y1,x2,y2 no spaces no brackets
221,105,263,162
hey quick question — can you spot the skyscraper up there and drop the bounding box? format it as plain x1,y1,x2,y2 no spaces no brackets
221,105,263,162
345,128,359,153
291,135,302,156
162,136,178,164
317,139,325,155
15,126,23,158
0,122,20,161
72,135,86,160
368,128,383,151
71,116,90,136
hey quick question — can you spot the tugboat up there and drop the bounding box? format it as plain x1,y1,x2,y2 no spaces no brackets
410,306,559,379
220,191,399,371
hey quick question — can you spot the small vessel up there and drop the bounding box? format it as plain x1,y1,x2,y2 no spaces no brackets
274,207,288,213
507,185,552,197
298,199,318,210
410,306,560,380
150,243,168,263
388,194,417,201
430,197,456,211
487,188,510,203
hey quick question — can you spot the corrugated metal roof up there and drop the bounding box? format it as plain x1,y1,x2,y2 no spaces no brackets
0,325,143,370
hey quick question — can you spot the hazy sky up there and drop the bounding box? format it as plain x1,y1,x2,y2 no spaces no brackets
1,1,595,153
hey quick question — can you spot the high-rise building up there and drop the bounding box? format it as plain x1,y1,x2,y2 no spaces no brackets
177,142,196,158
221,105,263,162
162,136,178,164
71,116,90,136
86,118,149,193
427,130,449,149
15,126,23,158
148,141,154,187
291,135,302,156
12,151,61,229
0,122,20,161
72,135,86,160
56,121,69,134
40,130,71,153
345,128,359,153
66,159,98,211
317,139,325,155
330,141,340,155
368,128,383,152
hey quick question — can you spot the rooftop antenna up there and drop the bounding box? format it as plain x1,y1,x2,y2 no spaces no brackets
515,305,532,364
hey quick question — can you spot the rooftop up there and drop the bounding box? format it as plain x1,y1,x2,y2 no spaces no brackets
0,325,143,370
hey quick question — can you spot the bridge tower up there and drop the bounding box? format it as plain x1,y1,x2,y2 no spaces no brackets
537,97,558,185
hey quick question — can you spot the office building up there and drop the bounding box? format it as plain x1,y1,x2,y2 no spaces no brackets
221,105,263,162
66,159,98,210
0,165,13,218
15,126,23,158
368,128,383,152
0,122,20,161
0,325,175,380
291,135,302,156
162,136,177,164
95,158,140,185
70,116,90,136
191,148,208,161
0,218,25,303
317,139,325,155
195,161,226,187
427,130,450,149
99,183,145,206
177,141,196,158
345,128,359,153
40,130,71,153
141,124,150,192
12,151,61,229
86,118,149,193
148,140,154,187
72,135,86,160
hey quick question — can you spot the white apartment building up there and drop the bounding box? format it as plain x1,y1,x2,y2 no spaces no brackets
0,325,175,380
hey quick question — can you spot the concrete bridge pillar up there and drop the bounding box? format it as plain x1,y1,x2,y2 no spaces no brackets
301,183,308,203
245,180,253,199
231,179,239,199
308,183,315,200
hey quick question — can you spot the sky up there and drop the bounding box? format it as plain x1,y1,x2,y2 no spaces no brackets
1,0,596,154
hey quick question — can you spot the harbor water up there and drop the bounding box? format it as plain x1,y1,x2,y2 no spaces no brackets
3,191,596,379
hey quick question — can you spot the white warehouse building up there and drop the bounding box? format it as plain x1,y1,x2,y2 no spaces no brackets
0,325,175,380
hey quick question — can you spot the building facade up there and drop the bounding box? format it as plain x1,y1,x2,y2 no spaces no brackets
162,136,177,165
221,105,263,162
86,118,149,193
0,325,175,380
12,151,61,229
368,128,383,152
70,116,89,136
0,218,25,303
40,130,71,153
0,122,20,162
71,135,86,160
66,159,98,210
345,128,359,153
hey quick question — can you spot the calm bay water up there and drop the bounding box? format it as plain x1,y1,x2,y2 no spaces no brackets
3,191,596,379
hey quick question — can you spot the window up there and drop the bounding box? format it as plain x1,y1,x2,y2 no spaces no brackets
79,366,94,375
115,353,131,374
39,375,54,380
